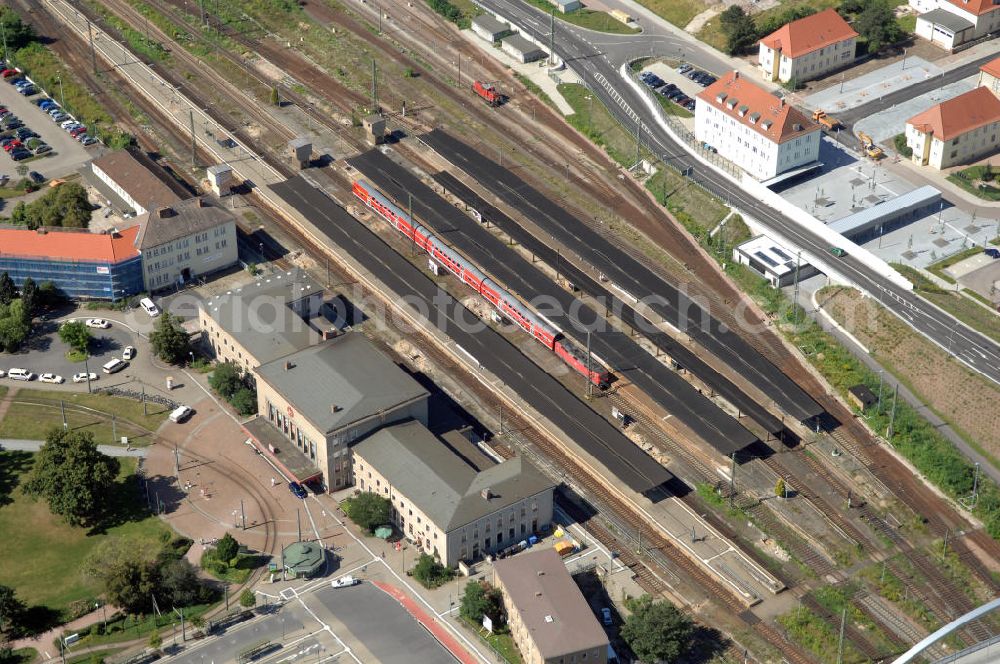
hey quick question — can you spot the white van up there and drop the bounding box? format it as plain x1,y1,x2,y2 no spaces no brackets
139,297,159,317
102,358,127,374
169,405,192,423
7,368,34,381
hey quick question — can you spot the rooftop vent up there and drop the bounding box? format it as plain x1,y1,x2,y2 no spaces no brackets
544,615,554,623
481,487,493,500
331,404,342,413
197,198,210,208
537,570,546,576
156,207,176,218
793,123,803,131
284,361,294,371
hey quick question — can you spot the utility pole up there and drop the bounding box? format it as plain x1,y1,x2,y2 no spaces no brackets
142,384,148,416
456,55,461,87
174,445,180,477
876,370,884,414
836,607,846,664
548,11,555,67
189,109,196,167
969,462,981,508
199,0,206,25
887,383,899,439
792,250,801,323
240,499,246,530
498,402,504,435
61,400,67,430
297,508,302,542
371,59,378,113
634,116,641,170
224,586,229,611
1,18,7,66
112,414,117,445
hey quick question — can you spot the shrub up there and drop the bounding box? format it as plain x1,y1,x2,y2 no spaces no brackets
412,554,454,589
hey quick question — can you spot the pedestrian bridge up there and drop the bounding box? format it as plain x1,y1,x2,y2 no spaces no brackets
893,596,1000,663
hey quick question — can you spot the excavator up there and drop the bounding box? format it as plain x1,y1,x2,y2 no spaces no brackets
857,131,884,160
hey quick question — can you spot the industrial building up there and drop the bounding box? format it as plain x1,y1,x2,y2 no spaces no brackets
826,186,942,242
0,226,142,300
758,8,858,84
249,333,429,491
198,270,326,373
493,548,609,664
911,0,1000,49
501,34,546,63
695,71,821,180
733,235,816,287
905,87,1000,169
353,420,555,566
136,197,239,292
471,14,511,42
85,149,183,216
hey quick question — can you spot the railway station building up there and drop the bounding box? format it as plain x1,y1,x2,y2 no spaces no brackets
85,149,184,217
758,8,858,84
493,548,609,664
353,420,555,566
250,333,430,491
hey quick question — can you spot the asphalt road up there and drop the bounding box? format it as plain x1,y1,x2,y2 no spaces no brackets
471,0,1000,387
272,175,674,492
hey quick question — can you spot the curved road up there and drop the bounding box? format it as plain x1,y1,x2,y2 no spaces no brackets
473,0,1000,386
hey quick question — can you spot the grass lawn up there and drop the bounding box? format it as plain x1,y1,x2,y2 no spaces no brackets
200,548,268,585
632,0,705,28
0,389,172,445
558,82,651,168
655,94,694,118
893,263,1000,345
67,647,123,664
926,246,982,283
696,19,727,52
462,617,522,663
75,602,215,648
0,453,173,619
521,0,638,34
947,164,1000,201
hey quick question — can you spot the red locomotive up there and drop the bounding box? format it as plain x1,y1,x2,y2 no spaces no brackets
352,179,610,387
471,80,504,107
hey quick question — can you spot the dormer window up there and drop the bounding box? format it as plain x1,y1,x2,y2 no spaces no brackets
738,105,749,117
716,93,728,104
749,112,761,124
726,98,739,110
761,120,773,131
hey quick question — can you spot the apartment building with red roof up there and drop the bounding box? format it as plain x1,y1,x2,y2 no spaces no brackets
758,8,858,84
695,71,822,180
905,86,1000,168
912,0,1000,50
980,55,1000,96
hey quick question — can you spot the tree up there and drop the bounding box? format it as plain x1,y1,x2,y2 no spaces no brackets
855,0,901,52
160,559,203,607
208,362,243,399
0,585,26,639
6,183,92,230
36,281,64,309
149,313,191,364
215,532,239,563
459,581,503,626
148,629,162,651
0,274,16,306
20,277,36,320
230,388,258,416
84,538,160,615
0,300,29,352
775,478,787,498
239,589,256,609
412,553,453,589
59,320,92,354
344,493,392,533
0,7,36,51
22,429,121,526
719,6,759,55
621,596,693,663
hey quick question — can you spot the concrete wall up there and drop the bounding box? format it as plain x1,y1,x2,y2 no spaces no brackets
143,220,238,292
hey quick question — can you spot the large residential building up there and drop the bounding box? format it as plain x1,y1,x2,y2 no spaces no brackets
758,8,858,84
905,86,1000,168
0,226,142,299
911,0,1000,50
135,197,238,292
250,333,430,491
87,150,183,216
695,71,821,180
353,420,556,566
979,55,1000,96
198,270,326,373
493,548,609,664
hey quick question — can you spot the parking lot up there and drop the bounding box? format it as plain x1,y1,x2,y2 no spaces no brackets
0,68,97,184
640,60,718,120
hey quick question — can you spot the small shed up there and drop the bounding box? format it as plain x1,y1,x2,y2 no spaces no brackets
362,114,386,146
282,541,325,578
289,138,312,169
471,15,510,42
546,0,582,12
848,384,877,412
501,34,546,64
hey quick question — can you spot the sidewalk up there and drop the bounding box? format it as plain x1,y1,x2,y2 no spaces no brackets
11,605,119,658
0,439,147,456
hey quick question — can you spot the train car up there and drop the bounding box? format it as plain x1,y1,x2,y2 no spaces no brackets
554,339,610,387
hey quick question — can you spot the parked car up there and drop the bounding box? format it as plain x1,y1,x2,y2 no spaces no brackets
70,127,86,138
15,128,36,140
601,608,613,625
684,99,696,111
85,318,111,329
39,373,64,384
28,171,44,183
18,86,36,96
169,405,193,423
72,372,99,383
61,119,79,129
3,140,22,152
984,248,1000,259
0,69,18,78
9,149,30,161
288,481,308,499
80,136,97,146
122,345,136,360
331,575,358,588
33,144,51,155
50,113,68,122
678,63,692,73
140,297,160,316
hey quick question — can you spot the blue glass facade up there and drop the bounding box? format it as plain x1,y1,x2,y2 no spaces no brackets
0,254,144,300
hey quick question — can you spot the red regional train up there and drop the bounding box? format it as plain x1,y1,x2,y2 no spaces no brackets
352,179,610,387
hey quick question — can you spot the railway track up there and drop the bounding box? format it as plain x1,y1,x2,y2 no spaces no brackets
800,594,887,662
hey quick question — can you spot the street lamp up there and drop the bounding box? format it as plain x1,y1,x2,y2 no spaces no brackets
188,351,194,366
56,75,65,109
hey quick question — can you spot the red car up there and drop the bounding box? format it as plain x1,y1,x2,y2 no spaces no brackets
1,69,17,78
69,126,87,137
3,140,22,152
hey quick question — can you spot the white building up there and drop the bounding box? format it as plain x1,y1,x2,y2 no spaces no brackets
471,14,510,42
501,34,546,63
911,0,1000,50
758,8,858,84
905,86,1000,169
733,236,815,287
695,71,821,180
89,150,183,216
979,55,1000,96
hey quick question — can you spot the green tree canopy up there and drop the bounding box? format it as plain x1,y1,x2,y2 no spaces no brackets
8,183,92,230
412,553,453,589
20,278,36,320
0,274,16,307
0,7,36,52
58,320,92,353
239,589,256,608
84,537,160,615
230,388,258,416
344,493,392,533
0,585,27,639
208,362,243,399
148,629,162,651
621,595,694,663
0,300,29,353
215,532,239,562
149,313,191,364
22,429,121,526
719,6,759,55
459,581,504,626
855,0,901,52
159,559,204,607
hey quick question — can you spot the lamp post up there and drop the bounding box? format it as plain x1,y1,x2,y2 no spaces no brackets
56,75,65,108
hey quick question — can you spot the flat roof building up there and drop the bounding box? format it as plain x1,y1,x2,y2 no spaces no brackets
493,548,609,664
471,14,511,42
353,420,555,566
501,34,546,63
733,235,816,288
0,225,142,300
87,150,183,216
758,8,858,84
696,71,821,180
905,87,1000,169
198,270,326,373
252,333,429,491
827,185,941,242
